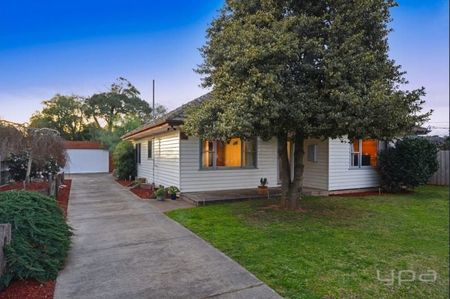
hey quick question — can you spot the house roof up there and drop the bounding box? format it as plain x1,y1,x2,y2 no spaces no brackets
64,141,107,150
122,93,211,140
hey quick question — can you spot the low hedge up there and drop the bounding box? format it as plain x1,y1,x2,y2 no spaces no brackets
0,191,72,287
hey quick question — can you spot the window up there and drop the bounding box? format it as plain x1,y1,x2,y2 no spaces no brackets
201,138,257,169
147,140,153,159
136,143,142,164
307,144,317,162
350,139,378,168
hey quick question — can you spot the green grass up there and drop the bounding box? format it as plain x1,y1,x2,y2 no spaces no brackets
167,186,449,299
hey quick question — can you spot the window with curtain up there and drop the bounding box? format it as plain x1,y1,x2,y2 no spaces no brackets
136,143,141,164
351,139,378,168
201,138,257,169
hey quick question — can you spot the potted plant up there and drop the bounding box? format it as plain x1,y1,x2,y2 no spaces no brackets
258,177,268,194
166,186,180,200
155,185,165,201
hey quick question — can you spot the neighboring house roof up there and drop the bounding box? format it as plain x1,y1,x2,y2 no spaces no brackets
64,141,107,150
122,93,211,140
410,126,430,135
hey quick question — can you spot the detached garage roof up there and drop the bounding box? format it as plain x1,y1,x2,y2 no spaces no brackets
122,93,211,140
64,141,107,150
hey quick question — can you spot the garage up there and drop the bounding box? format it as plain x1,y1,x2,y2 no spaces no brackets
63,141,110,174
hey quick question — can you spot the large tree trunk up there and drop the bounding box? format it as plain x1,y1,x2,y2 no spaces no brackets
278,132,305,210
277,134,290,208
289,134,305,210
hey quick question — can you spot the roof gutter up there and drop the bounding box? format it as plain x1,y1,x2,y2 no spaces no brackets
122,121,183,141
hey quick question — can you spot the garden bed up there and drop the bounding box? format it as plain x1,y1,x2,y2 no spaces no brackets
0,181,49,192
116,179,133,187
115,179,154,199
130,187,154,199
0,180,72,299
0,280,55,299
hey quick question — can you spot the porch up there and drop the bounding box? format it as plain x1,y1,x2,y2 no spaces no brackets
181,187,329,206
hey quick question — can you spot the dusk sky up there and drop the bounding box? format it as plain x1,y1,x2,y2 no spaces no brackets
0,0,448,135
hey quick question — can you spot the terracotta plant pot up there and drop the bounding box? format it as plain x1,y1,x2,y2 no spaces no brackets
257,186,268,195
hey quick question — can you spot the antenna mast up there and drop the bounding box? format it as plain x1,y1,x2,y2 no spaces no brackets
152,79,155,118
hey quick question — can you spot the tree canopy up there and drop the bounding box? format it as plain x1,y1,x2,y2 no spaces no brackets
30,94,91,141
184,0,431,210
85,77,152,131
28,78,167,149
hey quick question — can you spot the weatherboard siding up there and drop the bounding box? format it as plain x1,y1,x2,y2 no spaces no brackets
180,137,279,192
302,139,329,190
136,131,180,188
328,138,379,191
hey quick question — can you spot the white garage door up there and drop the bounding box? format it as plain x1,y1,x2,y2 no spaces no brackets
64,149,109,173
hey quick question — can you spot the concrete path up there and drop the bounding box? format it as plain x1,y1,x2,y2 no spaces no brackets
54,174,281,299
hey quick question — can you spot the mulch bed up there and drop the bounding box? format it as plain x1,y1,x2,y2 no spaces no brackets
0,180,72,299
0,181,49,192
0,280,55,299
116,179,133,187
115,179,154,199
131,187,154,199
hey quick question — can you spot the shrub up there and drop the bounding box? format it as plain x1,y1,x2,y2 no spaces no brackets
0,191,72,287
6,152,30,181
377,138,439,192
113,141,136,180
6,153,61,181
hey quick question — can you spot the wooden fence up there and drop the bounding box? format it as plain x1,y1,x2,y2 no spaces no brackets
429,150,449,186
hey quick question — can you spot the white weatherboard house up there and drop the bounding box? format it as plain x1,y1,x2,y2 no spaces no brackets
122,94,380,194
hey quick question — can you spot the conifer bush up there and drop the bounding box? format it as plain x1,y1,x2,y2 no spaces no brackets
0,191,72,287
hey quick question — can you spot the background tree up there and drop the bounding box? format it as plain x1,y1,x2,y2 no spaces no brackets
184,0,431,210
85,77,152,131
0,120,23,160
29,95,89,141
98,114,142,150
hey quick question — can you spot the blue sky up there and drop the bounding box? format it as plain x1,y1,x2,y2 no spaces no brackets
0,0,448,135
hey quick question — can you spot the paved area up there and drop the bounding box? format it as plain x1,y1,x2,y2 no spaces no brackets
55,174,281,299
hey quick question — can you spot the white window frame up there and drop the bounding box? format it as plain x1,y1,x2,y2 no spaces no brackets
307,144,317,162
136,143,142,164
147,139,153,160
350,139,378,169
200,138,257,170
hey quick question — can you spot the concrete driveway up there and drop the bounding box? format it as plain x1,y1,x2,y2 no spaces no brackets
54,174,281,299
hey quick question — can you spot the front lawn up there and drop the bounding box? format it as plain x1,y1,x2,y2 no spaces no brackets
167,186,449,299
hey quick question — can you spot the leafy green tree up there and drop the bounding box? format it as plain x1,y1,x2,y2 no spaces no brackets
29,95,89,141
98,114,142,150
184,0,431,210
85,78,152,131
